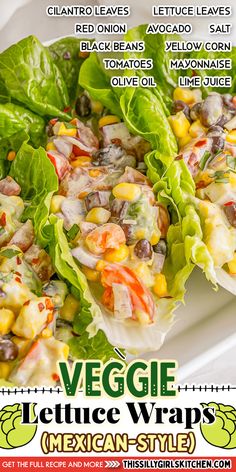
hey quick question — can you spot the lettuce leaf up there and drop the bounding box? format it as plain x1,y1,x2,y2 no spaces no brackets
48,37,89,103
10,142,58,246
79,53,122,116
0,103,46,148
47,217,122,361
0,130,29,179
120,88,177,161
124,26,182,110
150,153,217,288
0,36,70,120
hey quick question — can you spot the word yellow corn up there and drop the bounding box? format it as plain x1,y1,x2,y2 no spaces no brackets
228,253,236,274
226,130,236,144
173,87,194,104
153,274,168,298
0,308,15,335
104,244,129,263
98,115,120,128
71,156,92,167
113,183,141,201
189,119,207,138
60,294,80,322
82,266,100,282
168,111,190,138
58,123,77,137
86,207,111,224
50,195,66,214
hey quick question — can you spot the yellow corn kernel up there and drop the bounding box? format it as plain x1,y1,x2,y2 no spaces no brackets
12,336,31,358
0,362,14,380
57,123,77,137
82,266,100,282
150,230,161,246
178,134,192,148
135,310,151,325
168,112,190,138
89,169,101,178
41,328,53,339
60,294,80,322
78,51,90,59
96,260,107,271
173,87,194,104
228,253,236,274
153,274,168,298
229,172,236,188
135,229,147,240
86,207,111,224
46,142,56,151
91,100,103,114
98,115,120,128
196,172,213,188
63,344,70,359
71,156,92,167
104,244,129,263
135,263,154,287
113,183,141,202
198,201,211,218
50,195,66,214
189,119,207,138
226,130,236,144
7,151,16,161
0,308,15,335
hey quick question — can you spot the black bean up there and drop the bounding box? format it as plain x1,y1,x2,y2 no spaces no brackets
223,203,236,228
173,100,191,120
215,115,229,128
75,94,91,117
190,102,202,121
0,339,18,361
46,124,54,137
207,125,225,136
120,223,134,245
211,136,225,154
111,199,129,219
134,239,153,260
63,51,71,60
200,95,223,127
153,239,167,256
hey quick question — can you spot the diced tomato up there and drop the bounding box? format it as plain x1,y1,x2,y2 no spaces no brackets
72,144,91,157
47,151,71,181
38,303,45,312
195,139,207,148
232,96,236,108
224,201,235,206
50,118,58,126
101,263,155,322
0,212,6,227
52,373,60,382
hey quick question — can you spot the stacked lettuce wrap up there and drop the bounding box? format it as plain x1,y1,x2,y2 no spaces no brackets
0,28,235,384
